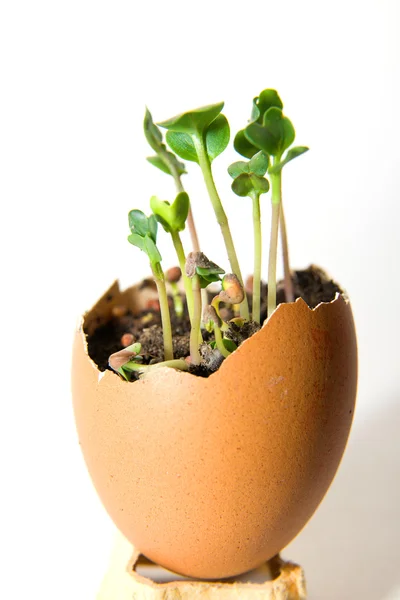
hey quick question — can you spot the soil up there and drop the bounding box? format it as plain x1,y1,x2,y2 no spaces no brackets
86,265,343,379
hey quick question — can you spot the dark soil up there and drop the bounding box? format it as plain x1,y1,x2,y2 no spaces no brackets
86,265,343,378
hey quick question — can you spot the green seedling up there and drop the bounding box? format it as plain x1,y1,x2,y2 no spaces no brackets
109,342,188,380
228,151,270,323
210,273,245,333
150,192,195,324
166,266,184,318
185,252,225,365
158,104,250,321
109,342,143,381
128,209,173,361
203,305,236,359
144,109,200,252
235,89,308,316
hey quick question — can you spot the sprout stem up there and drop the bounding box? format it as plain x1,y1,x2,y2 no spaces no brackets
171,231,195,322
279,203,294,303
160,147,200,252
123,359,189,378
213,325,230,358
190,274,202,365
211,295,229,332
193,138,250,321
250,190,262,323
169,281,184,317
151,264,174,361
267,165,282,318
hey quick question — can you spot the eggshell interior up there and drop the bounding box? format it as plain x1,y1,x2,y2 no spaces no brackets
72,280,357,579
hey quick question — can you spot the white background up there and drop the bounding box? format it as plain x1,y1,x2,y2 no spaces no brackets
1,1,399,598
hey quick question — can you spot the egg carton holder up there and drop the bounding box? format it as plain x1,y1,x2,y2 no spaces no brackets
98,532,307,599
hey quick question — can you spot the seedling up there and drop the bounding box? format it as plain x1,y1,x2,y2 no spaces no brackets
236,89,308,316
127,210,173,360
158,104,250,320
211,274,245,332
185,252,225,365
109,342,188,381
228,151,270,323
203,305,231,358
150,192,195,322
166,266,184,318
144,109,200,253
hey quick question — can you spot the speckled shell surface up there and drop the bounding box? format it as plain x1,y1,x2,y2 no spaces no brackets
72,281,357,579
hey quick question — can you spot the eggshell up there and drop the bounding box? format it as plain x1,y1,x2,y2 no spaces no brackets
72,279,357,579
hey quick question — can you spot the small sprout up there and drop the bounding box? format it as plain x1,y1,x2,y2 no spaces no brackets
185,252,224,365
220,274,245,304
144,108,201,253
185,252,225,287
229,317,246,329
203,305,231,359
109,343,143,380
211,274,245,333
121,333,134,347
151,193,195,322
241,90,309,316
203,305,222,333
128,209,173,361
228,151,269,324
166,266,184,318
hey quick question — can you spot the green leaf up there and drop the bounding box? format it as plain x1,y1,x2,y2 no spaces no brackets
144,235,162,265
268,145,309,174
262,107,295,154
233,129,258,159
150,192,189,233
284,145,309,162
128,210,149,237
245,107,295,158
166,131,198,163
148,214,158,243
256,90,283,121
146,155,171,175
127,232,145,252
158,102,224,135
222,338,237,352
144,108,163,153
228,160,249,179
196,263,225,288
231,173,269,197
248,151,269,176
206,114,230,162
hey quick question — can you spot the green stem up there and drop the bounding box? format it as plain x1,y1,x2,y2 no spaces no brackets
250,190,262,323
160,148,200,252
267,164,282,318
170,281,183,317
211,295,229,332
213,326,230,358
190,274,202,365
151,264,174,361
193,138,250,321
170,230,195,322
279,203,294,303
122,359,189,378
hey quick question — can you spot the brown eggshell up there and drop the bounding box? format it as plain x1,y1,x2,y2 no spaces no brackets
72,280,357,580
